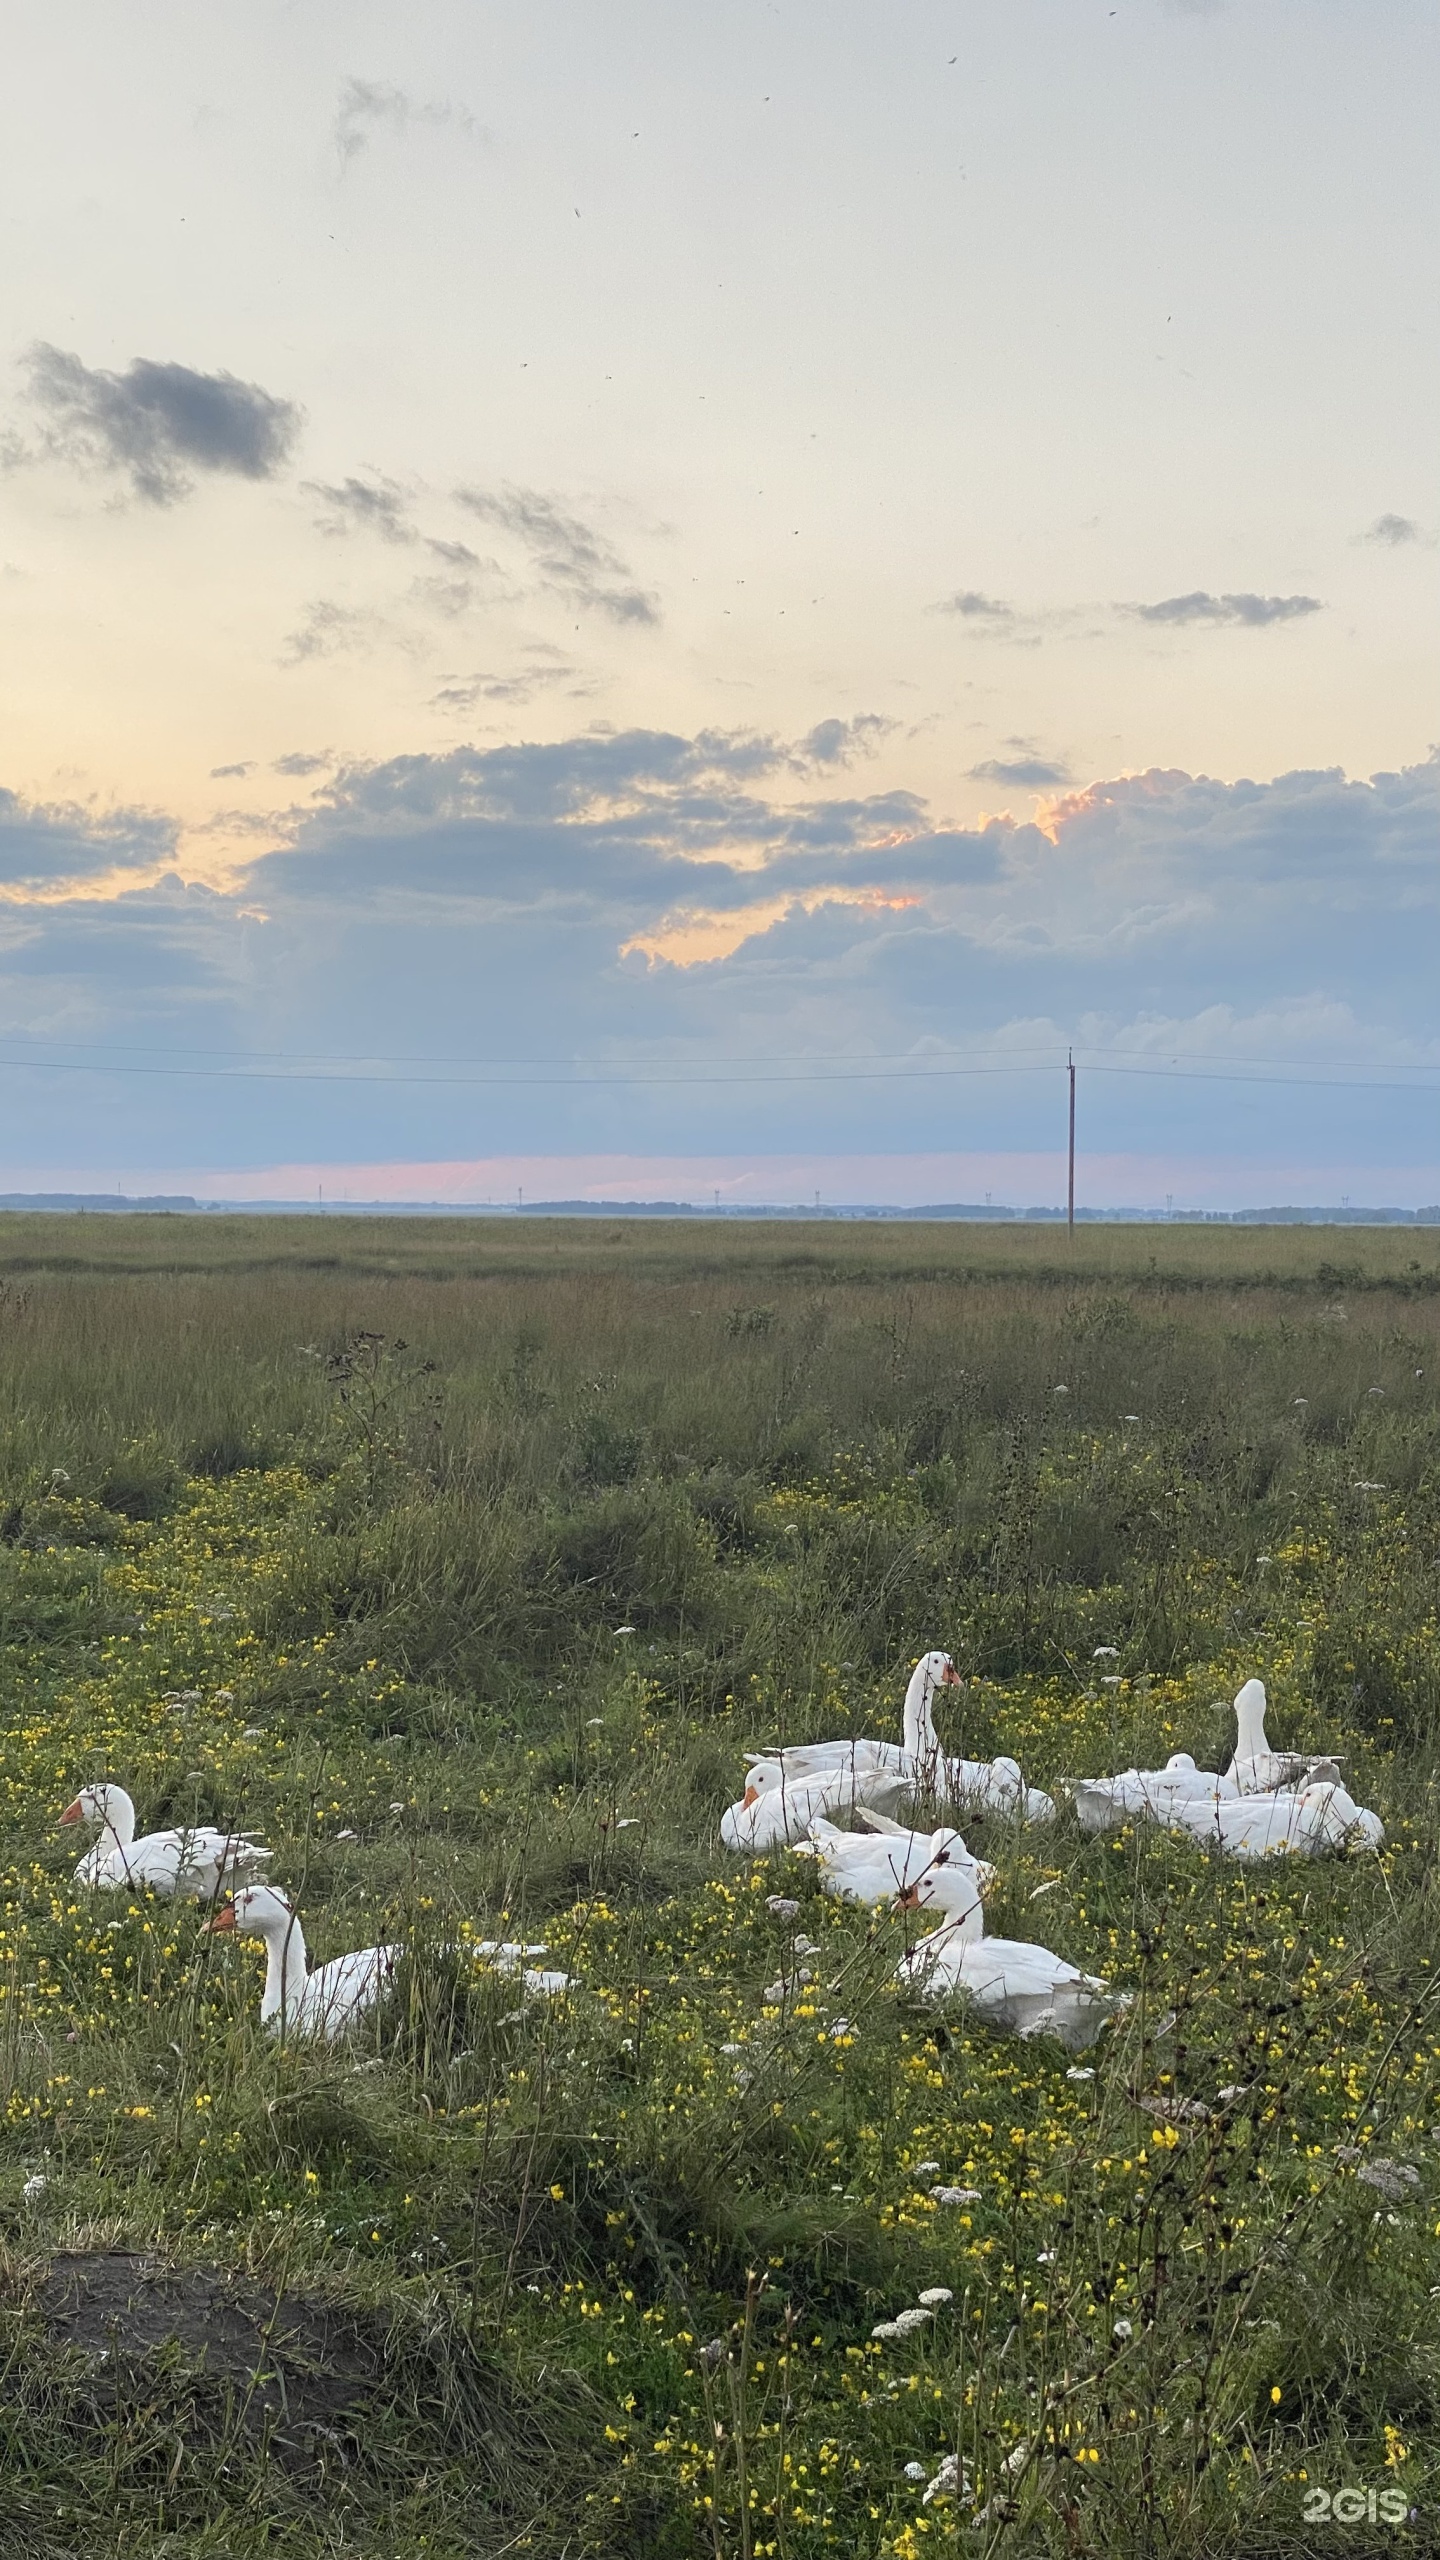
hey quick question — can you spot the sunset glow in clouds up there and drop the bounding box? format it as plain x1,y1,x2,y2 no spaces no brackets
1,2,1436,1202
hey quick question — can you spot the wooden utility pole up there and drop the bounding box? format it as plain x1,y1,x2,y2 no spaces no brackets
1067,1051,1076,1236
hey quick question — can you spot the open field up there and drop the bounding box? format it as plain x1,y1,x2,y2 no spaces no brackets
1,1214,1439,2557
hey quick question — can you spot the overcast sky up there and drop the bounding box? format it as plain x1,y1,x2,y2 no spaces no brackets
1,1,1437,1205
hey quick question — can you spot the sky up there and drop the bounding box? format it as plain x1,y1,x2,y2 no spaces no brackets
1,0,1437,1208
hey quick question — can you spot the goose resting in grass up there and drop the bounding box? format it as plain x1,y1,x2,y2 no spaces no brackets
744,1652,962,1787
794,1811,995,1917
206,1884,396,2040
894,1860,1129,2053
1071,1751,1239,1838
1165,1775,1383,1861
1072,1680,1330,1834
720,1760,909,1851
62,1784,272,1901
743,1651,1056,1826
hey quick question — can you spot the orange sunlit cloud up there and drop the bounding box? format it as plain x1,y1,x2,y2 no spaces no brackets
623,885,920,968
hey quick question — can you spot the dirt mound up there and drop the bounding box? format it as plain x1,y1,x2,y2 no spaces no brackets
31,2250,384,2463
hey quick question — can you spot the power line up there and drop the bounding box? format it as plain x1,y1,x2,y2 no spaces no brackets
0,1024,1437,1081
0,1047,1438,1099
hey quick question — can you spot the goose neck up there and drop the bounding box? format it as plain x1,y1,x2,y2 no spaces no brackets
101,1789,137,1849
903,1663,941,1760
257,1908,310,2024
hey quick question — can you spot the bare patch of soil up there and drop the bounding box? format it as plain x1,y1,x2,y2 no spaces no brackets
30,2250,384,2464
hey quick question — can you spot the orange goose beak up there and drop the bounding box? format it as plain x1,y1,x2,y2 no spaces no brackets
59,1799,84,1826
894,1884,921,1911
204,1904,237,1934
940,1662,963,1686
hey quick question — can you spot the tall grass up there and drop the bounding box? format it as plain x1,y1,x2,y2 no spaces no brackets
0,1217,1438,2555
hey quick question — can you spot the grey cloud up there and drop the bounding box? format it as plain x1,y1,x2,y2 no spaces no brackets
970,755,1072,788
1359,513,1429,548
210,761,255,780
307,476,415,542
281,600,385,664
933,590,1014,621
455,484,659,625
334,79,477,167
796,716,894,769
0,787,174,889
19,346,299,505
426,537,482,570
5,737,1440,1173
272,751,332,777
430,651,590,712
1128,590,1322,628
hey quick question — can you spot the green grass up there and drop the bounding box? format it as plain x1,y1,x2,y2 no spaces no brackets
0,1213,1438,2557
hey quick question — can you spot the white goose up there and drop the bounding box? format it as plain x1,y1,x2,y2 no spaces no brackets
744,1652,1056,1825
1226,1679,1310,1795
1071,1751,1238,1838
1165,1775,1383,1862
720,1760,908,1851
795,1811,995,1915
744,1651,962,1787
62,1784,272,1901
894,1860,1128,2052
207,1884,395,2040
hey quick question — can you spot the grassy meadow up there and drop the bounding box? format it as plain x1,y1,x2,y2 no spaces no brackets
1,1212,1440,2557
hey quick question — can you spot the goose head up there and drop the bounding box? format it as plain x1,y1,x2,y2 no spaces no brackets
1164,1753,1198,1773
895,1855,987,1936
893,1837,994,1912
60,1782,135,1842
205,1882,296,1942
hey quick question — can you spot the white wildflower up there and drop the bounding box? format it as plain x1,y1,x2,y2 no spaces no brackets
922,2453,970,2506
917,2286,953,2307
903,2461,928,2482
766,1896,800,1919
22,2174,48,2204
930,2185,981,2205
1112,2318,1133,2342
1066,2067,1095,2083
914,2160,941,2176
871,2307,933,2342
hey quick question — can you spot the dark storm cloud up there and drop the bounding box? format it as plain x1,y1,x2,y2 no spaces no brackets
18,346,300,504
454,484,659,625
1127,591,1323,628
